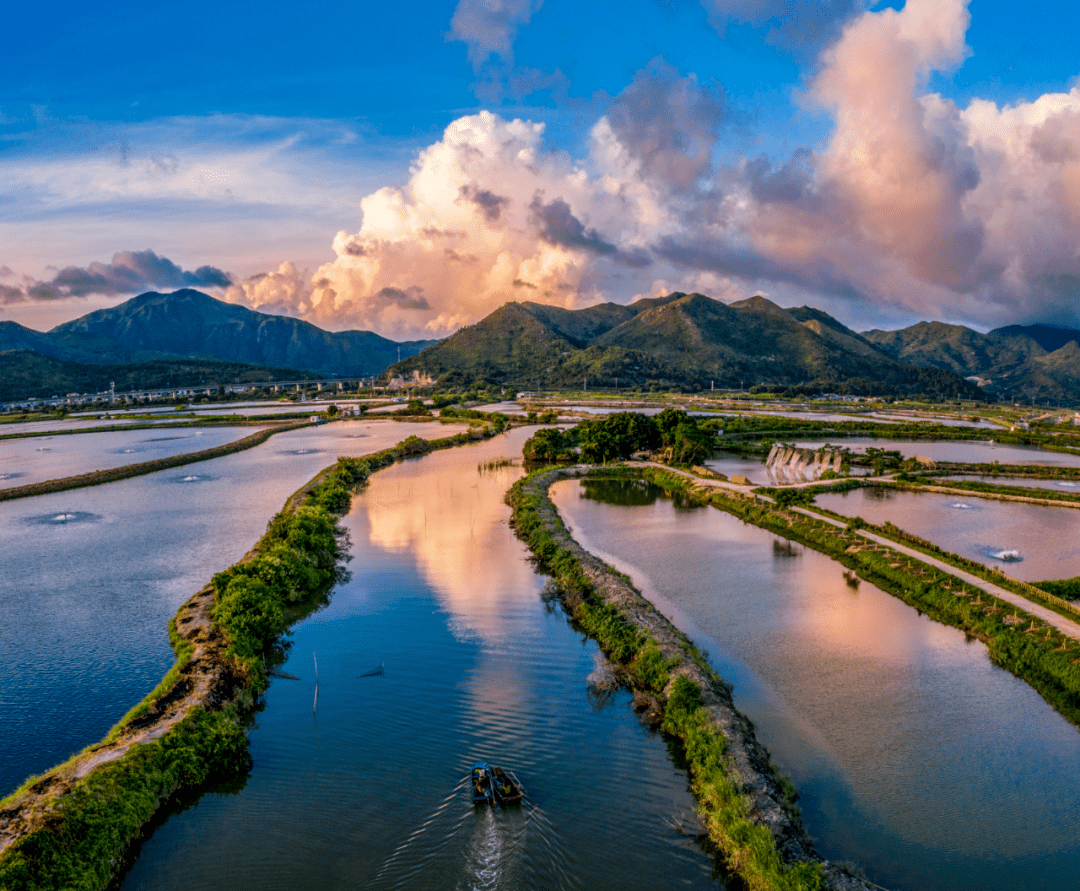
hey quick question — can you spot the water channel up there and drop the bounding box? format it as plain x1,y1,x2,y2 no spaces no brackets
117,429,719,891
552,477,1080,891
0,419,449,795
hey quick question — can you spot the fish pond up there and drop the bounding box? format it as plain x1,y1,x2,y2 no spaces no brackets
0,426,263,489
552,476,1080,891
815,487,1080,581
0,419,449,796
795,438,1080,466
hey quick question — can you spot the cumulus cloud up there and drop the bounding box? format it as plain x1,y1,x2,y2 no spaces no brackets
602,59,727,193
6,250,231,302
283,110,672,337
449,0,541,68
224,261,314,318
232,0,1080,336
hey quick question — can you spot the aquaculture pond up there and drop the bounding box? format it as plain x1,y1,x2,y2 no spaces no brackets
795,438,1080,466
552,477,1080,891
815,487,1080,581
0,425,263,489
0,419,449,796
942,475,1080,491
118,429,720,891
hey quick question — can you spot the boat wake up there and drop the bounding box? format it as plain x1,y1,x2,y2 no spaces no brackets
368,774,572,891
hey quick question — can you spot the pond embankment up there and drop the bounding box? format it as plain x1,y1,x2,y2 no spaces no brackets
0,423,307,502
0,424,503,891
508,466,874,891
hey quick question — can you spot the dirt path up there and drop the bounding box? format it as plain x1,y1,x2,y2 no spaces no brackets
646,463,1080,642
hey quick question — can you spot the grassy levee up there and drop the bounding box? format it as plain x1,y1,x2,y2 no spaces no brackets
0,417,276,442
652,470,1080,730
508,466,873,891
0,422,504,891
919,476,1080,506
821,514,1080,625
0,423,309,503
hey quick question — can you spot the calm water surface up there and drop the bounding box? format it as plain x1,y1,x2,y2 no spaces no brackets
0,426,261,489
118,430,720,891
553,478,1080,891
796,438,1080,466
943,475,1080,491
0,419,449,795
816,488,1080,581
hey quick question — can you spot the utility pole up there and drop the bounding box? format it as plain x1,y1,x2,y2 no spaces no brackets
584,377,587,392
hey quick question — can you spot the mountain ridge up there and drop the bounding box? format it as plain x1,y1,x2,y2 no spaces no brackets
390,293,983,399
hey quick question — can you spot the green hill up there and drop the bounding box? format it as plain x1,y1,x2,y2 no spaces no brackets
50,290,434,377
391,293,982,398
862,320,1080,403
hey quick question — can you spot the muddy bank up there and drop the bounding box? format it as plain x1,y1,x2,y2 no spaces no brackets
509,466,874,891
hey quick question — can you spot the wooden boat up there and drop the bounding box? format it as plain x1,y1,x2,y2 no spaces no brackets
471,762,494,805
490,767,525,806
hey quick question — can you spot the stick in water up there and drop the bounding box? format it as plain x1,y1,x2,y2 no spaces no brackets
313,653,319,713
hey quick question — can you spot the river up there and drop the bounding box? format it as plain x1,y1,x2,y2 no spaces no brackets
117,428,720,891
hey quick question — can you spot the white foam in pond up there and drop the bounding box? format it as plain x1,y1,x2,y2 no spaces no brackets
949,503,974,510
991,549,1021,561
1057,482,1078,488
183,476,200,482
53,514,75,522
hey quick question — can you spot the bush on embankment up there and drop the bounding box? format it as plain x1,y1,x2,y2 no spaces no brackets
507,470,826,891
0,427,504,891
0,710,248,891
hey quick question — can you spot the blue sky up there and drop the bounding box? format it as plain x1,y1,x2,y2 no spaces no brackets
3,0,1080,337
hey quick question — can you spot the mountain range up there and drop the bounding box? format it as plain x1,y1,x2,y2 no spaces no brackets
0,290,435,399
5,288,1080,404
389,293,984,399
863,322,1080,405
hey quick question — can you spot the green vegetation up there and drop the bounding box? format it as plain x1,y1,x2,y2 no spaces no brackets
1037,577,1080,601
0,425,506,891
0,711,249,891
662,678,825,891
521,409,716,466
507,469,827,890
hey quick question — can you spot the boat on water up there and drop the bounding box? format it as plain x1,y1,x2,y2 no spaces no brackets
491,767,525,805
470,762,525,806
471,762,494,805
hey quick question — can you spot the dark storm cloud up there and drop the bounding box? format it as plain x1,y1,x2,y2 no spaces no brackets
15,250,232,301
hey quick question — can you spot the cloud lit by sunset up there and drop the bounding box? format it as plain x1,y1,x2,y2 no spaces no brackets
5,0,1080,336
